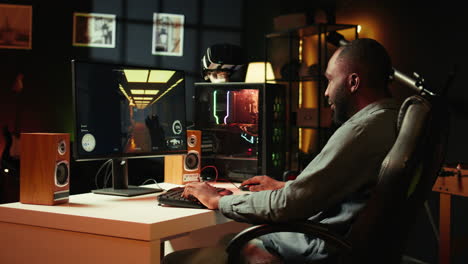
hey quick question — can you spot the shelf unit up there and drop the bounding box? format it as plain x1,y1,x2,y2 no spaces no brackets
264,23,358,172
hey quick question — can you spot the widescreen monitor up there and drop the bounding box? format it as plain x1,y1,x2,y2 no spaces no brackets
72,60,187,196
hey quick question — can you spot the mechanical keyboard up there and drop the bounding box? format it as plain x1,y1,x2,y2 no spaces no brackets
157,186,229,209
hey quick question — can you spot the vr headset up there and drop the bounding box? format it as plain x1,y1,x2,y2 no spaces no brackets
201,43,246,81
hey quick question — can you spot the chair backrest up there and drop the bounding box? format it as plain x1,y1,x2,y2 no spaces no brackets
344,94,449,263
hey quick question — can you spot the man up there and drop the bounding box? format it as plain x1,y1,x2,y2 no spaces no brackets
163,38,400,263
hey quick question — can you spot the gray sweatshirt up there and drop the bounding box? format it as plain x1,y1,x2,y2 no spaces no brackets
219,98,400,227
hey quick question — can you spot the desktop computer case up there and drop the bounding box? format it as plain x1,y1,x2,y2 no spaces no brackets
194,82,286,181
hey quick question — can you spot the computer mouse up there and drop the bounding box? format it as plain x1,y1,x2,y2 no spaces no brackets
239,183,259,191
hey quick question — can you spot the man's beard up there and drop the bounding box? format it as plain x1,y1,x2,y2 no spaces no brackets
331,86,350,126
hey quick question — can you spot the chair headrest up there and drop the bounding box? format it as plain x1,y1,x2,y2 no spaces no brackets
396,95,431,131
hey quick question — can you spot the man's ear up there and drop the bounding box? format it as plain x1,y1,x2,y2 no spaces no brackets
348,73,359,93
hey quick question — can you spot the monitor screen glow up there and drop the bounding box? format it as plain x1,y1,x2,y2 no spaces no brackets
71,60,187,196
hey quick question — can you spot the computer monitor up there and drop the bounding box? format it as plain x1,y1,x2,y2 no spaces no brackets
71,60,187,196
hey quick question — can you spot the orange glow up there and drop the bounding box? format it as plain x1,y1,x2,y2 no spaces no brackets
127,136,137,151
300,34,319,154
335,8,384,41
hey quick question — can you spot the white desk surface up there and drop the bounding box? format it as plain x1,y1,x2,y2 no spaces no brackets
0,182,245,241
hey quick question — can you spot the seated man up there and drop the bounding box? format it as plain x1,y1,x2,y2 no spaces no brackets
163,38,400,263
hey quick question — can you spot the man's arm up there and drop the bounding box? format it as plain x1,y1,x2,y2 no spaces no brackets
182,175,285,209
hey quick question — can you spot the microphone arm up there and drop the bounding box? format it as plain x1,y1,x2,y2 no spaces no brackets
392,70,435,96
326,31,436,97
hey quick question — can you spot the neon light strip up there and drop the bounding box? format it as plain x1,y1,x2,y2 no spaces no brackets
241,133,255,144
224,91,230,124
213,90,220,124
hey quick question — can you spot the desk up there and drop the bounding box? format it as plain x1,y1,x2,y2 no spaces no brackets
0,182,250,264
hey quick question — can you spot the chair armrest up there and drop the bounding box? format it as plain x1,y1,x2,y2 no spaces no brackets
226,221,352,264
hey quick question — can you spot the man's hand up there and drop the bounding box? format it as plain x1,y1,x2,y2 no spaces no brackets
181,182,221,209
241,175,285,192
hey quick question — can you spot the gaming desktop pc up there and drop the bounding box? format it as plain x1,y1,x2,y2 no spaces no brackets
194,82,286,182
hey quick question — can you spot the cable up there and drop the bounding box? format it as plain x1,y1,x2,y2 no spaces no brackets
200,165,242,189
94,159,112,189
210,178,243,190
401,255,429,264
141,178,157,185
424,200,440,243
141,178,164,190
227,179,243,190
103,160,113,188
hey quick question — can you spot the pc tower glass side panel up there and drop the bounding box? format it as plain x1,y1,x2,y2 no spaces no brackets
194,82,285,181
260,83,286,178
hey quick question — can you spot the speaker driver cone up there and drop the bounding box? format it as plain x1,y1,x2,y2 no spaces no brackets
185,152,199,170
55,161,69,187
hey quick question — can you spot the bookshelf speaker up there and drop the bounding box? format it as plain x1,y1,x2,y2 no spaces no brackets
20,133,70,205
165,130,201,184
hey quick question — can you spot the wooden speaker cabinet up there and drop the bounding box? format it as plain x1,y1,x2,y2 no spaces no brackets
20,133,70,205
165,130,201,184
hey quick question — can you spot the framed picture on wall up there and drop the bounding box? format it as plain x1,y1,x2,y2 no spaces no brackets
73,12,116,48
0,4,32,50
152,13,184,56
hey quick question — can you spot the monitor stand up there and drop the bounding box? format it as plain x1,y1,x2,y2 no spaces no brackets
92,158,163,197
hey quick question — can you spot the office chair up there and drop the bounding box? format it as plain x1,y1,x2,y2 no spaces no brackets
226,93,449,264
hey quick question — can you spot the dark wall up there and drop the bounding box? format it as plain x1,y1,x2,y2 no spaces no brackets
70,0,245,124
0,0,245,195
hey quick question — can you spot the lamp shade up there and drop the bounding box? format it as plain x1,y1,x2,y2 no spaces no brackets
244,62,275,83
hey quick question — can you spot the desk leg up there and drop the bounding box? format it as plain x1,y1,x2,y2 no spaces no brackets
439,193,451,264
161,241,165,261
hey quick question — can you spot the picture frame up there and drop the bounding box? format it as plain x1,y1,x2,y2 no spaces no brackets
152,13,184,56
0,4,32,50
73,12,116,48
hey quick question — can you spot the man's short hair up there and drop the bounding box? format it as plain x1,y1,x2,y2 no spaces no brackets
338,38,393,89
